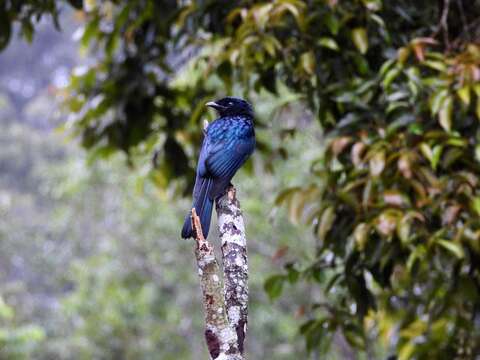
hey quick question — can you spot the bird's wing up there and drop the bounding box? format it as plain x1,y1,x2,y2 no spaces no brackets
205,139,254,199
206,140,252,178
196,133,228,175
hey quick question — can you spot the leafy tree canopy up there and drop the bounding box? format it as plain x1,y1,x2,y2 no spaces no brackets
2,0,480,357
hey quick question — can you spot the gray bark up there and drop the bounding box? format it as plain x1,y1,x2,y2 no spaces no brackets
190,186,248,360
216,187,248,354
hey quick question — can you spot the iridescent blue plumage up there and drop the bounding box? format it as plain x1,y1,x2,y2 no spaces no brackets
181,97,255,239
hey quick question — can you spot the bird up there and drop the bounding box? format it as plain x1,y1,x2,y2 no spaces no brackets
181,97,255,239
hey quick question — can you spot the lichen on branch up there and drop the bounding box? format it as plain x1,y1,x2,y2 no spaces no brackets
190,188,248,360
216,187,248,354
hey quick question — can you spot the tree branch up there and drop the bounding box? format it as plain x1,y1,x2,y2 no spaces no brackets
216,187,249,354
438,0,451,49
191,185,249,359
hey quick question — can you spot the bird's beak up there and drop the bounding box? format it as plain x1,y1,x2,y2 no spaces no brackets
205,101,224,110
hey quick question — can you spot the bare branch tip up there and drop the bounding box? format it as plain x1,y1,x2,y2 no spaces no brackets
190,207,205,241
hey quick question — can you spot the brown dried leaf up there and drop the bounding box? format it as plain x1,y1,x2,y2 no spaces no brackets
317,206,336,242
327,0,338,7
331,136,352,156
383,190,406,207
398,154,412,179
471,65,480,82
376,211,399,236
351,142,366,167
353,223,370,250
369,150,385,177
397,215,411,245
442,205,461,226
295,305,306,318
427,186,441,197
413,37,438,45
413,43,425,62
272,245,289,261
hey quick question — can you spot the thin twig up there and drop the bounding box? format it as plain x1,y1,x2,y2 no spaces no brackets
456,0,471,42
440,0,451,49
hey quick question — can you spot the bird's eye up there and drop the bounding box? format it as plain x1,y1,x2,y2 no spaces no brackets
228,102,233,106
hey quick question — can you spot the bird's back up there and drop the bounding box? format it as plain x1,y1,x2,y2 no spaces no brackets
206,116,254,143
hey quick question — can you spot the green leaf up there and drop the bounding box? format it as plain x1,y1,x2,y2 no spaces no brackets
397,46,410,64
475,145,480,163
431,318,449,342
476,96,480,120
438,95,453,132
300,318,327,352
81,17,100,50
400,319,427,339
379,58,395,77
398,342,415,360
369,150,385,177
423,60,447,72
317,206,336,242
288,190,309,224
300,51,315,75
351,27,368,54
407,245,426,272
473,83,480,97
431,145,443,170
430,89,449,115
0,296,14,319
324,13,340,35
275,187,300,206
264,275,286,300
420,143,432,162
318,37,339,51
21,20,34,43
436,239,464,259
471,197,480,216
0,8,12,50
285,263,300,284
408,123,423,135
457,85,471,106
353,223,370,250
16,325,45,342
299,320,317,335
344,327,365,349
383,66,401,88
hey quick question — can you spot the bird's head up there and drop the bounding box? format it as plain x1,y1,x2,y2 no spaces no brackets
205,97,253,118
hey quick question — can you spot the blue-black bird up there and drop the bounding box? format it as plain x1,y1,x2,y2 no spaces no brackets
181,97,255,239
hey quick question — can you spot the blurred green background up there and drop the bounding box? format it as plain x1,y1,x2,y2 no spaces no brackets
0,11,318,359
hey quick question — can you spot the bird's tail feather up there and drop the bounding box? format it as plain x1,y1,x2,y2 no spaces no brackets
181,178,214,239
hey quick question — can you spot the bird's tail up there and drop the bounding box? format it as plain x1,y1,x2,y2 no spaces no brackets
181,178,214,239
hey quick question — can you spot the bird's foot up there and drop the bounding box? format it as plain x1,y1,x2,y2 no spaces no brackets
226,184,236,201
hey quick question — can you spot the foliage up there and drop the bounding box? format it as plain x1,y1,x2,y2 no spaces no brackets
0,0,83,49
2,0,480,358
0,295,45,359
258,1,480,358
